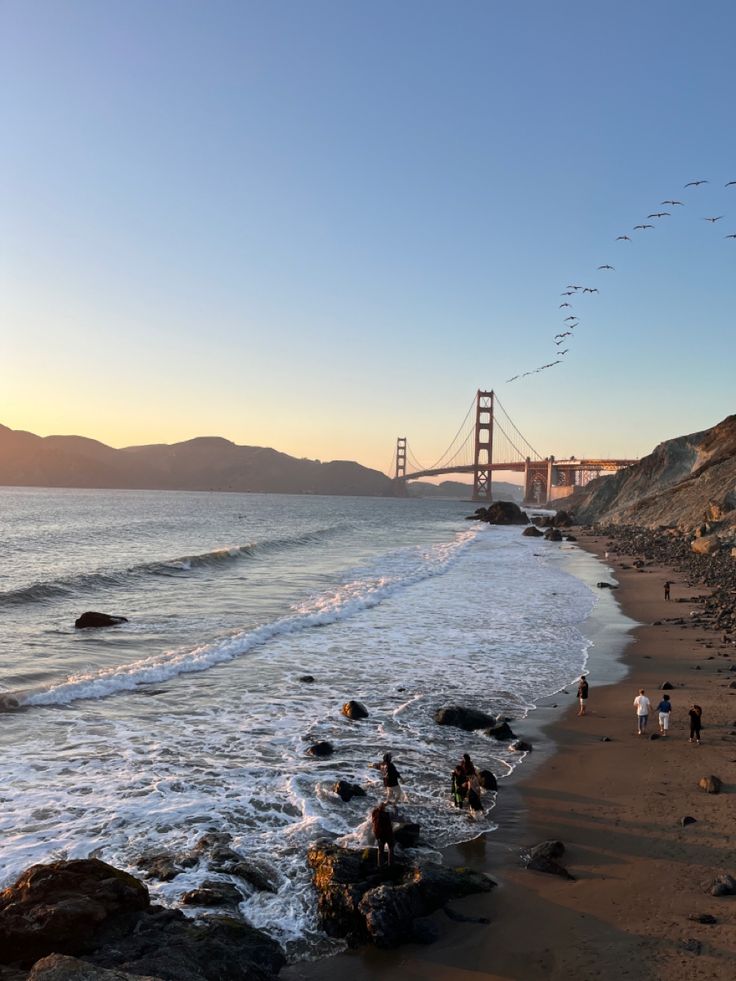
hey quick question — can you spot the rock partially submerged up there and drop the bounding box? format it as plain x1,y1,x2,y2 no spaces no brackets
333,780,367,803
74,612,128,629
435,706,496,731
307,740,334,757
342,700,369,720
468,502,529,526
522,526,544,537
484,721,516,741
307,842,495,948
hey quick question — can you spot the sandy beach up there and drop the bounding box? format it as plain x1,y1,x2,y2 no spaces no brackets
286,533,736,981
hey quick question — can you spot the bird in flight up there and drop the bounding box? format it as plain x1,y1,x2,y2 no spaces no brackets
582,287,599,293
558,349,569,355
555,332,572,340
561,290,575,296
725,233,736,239
597,264,615,270
703,216,724,223
564,315,577,321
647,212,670,219
684,180,708,187
662,200,684,206
726,181,736,187
559,302,572,308
567,285,582,291
616,235,631,241
634,224,654,230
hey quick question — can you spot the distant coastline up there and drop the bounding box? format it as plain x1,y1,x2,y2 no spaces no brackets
0,424,522,500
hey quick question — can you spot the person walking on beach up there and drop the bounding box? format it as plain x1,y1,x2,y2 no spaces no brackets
370,802,395,866
577,674,589,716
633,689,651,735
664,580,673,601
656,693,672,735
379,752,403,804
688,704,703,744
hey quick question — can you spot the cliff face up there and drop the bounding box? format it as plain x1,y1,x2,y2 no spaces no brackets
567,415,736,533
0,426,394,497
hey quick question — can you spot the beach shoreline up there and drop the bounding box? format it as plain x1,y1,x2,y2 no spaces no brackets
285,531,736,981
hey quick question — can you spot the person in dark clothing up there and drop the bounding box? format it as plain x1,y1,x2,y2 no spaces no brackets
688,704,702,744
465,770,484,817
451,765,466,808
379,752,403,803
370,802,395,866
459,753,476,777
577,675,589,716
664,580,673,601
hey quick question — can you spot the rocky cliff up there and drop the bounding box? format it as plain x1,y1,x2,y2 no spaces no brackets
566,414,736,535
0,425,394,497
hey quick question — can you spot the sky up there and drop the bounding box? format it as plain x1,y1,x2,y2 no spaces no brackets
2,0,735,476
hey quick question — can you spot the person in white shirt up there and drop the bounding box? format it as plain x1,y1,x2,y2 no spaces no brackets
633,689,651,735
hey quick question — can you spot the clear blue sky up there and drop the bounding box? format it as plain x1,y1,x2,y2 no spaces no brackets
2,0,734,473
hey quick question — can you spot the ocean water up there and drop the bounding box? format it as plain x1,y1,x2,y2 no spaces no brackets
0,487,596,956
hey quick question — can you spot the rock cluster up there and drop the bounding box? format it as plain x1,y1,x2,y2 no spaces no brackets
467,502,529,525
589,524,736,634
0,858,285,979
306,843,495,948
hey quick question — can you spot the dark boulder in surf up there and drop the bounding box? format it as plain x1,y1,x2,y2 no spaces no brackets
307,740,335,758
552,510,574,528
307,842,495,948
468,502,529,526
484,721,516,741
74,611,128,629
510,740,533,752
478,769,498,791
393,823,421,848
522,525,544,537
0,859,149,964
342,700,369,720
543,528,563,542
333,780,366,802
298,675,315,683
181,880,244,909
435,706,496,731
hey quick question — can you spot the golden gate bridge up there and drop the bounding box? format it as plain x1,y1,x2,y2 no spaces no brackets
389,390,635,505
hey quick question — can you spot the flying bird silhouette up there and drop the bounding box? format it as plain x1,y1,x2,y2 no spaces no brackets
582,287,599,293
554,332,572,340
662,200,684,206
703,216,724,223
647,212,670,219
597,264,615,270
684,180,708,187
561,291,575,296
564,315,577,321
725,234,736,239
616,235,631,241
558,349,569,355
634,224,654,230
567,285,582,290
559,302,572,308
726,181,736,187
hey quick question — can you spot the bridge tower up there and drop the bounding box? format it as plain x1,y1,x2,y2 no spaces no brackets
472,390,494,503
395,437,407,480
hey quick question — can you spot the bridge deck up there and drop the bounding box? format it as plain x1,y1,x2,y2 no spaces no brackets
401,460,636,481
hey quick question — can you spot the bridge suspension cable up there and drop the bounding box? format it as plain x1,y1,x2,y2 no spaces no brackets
424,392,478,471
494,394,543,461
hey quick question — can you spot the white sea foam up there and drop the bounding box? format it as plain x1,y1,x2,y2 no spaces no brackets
0,493,598,957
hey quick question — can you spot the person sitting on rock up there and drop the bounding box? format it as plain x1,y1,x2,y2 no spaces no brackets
451,765,466,809
379,752,403,804
459,753,476,777
370,802,395,866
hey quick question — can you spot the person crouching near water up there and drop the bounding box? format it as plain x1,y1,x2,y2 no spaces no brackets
370,802,395,866
451,764,466,808
380,752,403,804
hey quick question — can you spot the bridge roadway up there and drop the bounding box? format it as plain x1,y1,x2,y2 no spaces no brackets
401,459,636,481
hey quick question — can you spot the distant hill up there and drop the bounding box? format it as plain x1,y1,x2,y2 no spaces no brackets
565,414,736,533
0,425,394,497
408,479,523,501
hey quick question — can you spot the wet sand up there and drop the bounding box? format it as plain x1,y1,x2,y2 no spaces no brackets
285,533,736,981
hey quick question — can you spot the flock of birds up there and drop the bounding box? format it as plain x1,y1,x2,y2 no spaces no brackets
506,177,736,383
